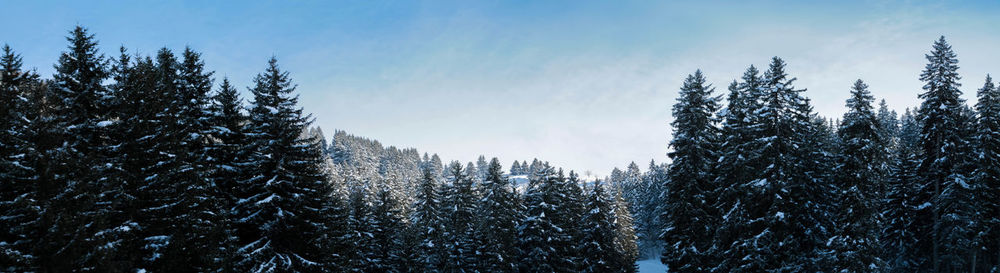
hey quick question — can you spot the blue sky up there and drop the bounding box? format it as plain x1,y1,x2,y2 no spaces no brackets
3,0,1000,175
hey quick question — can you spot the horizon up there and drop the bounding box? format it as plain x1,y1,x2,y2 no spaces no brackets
4,0,1000,176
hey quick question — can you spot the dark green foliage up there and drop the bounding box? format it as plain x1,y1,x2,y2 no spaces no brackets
831,79,887,272
233,57,342,272
974,75,1000,272
475,158,522,273
662,70,719,273
0,44,41,271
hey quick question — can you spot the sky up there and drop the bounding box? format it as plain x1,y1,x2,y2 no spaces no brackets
3,0,1000,176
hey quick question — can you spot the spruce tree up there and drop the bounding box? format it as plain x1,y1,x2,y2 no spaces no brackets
35,26,111,272
973,75,1000,272
371,186,408,273
476,158,522,273
411,167,446,272
662,70,719,273
612,186,639,273
915,36,975,272
883,109,923,273
441,162,479,273
831,79,887,272
518,164,574,273
206,78,247,271
579,182,618,273
0,44,40,271
233,57,340,272
710,70,761,273
165,47,231,271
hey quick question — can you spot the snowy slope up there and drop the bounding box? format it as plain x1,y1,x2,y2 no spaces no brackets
637,259,668,273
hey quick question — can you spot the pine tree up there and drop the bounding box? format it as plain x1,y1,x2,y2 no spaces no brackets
476,158,522,273
35,26,111,272
134,47,186,271
973,75,1000,272
0,44,41,271
411,167,446,272
346,187,376,272
915,36,975,272
710,69,762,273
579,182,618,273
662,70,719,273
831,79,887,272
883,109,923,273
371,186,408,273
205,78,247,270
160,47,232,271
441,162,479,273
518,164,574,273
612,186,639,273
233,57,341,272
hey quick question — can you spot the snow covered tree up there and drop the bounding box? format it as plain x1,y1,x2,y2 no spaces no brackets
579,182,618,273
411,167,446,272
233,57,342,272
711,66,765,273
370,186,409,273
475,158,522,273
34,26,111,272
611,186,639,273
831,79,887,272
0,44,41,271
915,36,975,272
715,58,833,272
973,75,1000,272
441,162,479,273
205,77,247,270
883,109,923,273
518,164,575,273
662,69,720,273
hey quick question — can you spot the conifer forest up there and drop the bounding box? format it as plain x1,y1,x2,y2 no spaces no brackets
2,23,1000,273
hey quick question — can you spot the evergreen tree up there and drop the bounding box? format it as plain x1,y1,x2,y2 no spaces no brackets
233,57,340,272
831,79,887,272
0,44,40,271
710,67,763,273
518,164,574,273
662,70,719,273
579,182,618,273
371,186,408,273
163,47,231,271
441,162,479,273
476,158,522,273
411,167,446,272
346,187,376,272
883,109,923,273
973,75,1000,272
205,78,247,271
612,186,639,273
35,26,111,272
915,36,975,272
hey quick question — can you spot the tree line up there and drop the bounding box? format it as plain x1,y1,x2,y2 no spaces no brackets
659,36,1000,273
0,26,639,272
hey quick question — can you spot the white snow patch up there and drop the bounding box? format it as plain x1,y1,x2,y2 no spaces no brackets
637,259,668,273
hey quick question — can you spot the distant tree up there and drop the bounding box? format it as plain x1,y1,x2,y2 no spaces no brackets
476,158,522,273
579,182,618,273
441,162,479,272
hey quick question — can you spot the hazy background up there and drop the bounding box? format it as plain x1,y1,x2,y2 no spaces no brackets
3,0,1000,176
